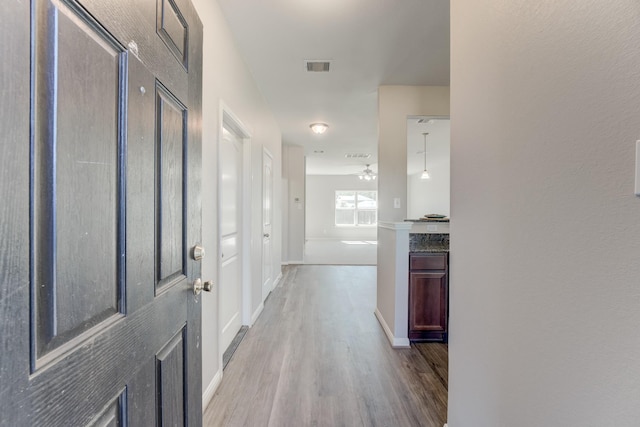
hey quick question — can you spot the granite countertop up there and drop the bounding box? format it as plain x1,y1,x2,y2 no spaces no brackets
409,233,450,253
404,218,450,223
410,243,449,253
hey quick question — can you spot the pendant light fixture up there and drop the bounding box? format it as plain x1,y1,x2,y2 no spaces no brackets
421,132,430,179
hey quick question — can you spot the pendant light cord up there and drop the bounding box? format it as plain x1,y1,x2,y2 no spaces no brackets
423,132,428,170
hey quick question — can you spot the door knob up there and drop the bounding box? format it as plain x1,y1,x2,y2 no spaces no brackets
264,233,270,238
193,278,213,295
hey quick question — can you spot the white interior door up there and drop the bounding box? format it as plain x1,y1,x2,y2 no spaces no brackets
262,149,274,300
219,126,243,353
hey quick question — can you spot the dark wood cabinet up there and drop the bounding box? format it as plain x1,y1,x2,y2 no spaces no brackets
409,253,448,342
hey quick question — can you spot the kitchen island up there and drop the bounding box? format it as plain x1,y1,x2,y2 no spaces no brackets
375,220,450,347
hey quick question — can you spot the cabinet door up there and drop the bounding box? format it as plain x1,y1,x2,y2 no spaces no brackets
409,271,448,340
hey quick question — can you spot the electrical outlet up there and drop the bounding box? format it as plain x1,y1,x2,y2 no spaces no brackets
393,198,401,209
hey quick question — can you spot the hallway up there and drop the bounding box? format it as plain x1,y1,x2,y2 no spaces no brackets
303,240,378,265
204,265,447,426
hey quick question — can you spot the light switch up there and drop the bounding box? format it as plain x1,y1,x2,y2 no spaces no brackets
636,141,640,196
393,198,401,209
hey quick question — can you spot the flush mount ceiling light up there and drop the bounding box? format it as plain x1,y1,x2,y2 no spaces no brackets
421,132,430,180
310,123,329,134
358,164,377,181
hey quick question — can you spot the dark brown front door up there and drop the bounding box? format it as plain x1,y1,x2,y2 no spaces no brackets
0,0,203,425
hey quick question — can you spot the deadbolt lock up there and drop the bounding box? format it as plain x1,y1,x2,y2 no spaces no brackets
192,245,205,261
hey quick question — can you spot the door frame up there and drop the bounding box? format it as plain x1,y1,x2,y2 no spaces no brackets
216,102,252,369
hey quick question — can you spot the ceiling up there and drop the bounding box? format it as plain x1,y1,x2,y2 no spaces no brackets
217,0,450,175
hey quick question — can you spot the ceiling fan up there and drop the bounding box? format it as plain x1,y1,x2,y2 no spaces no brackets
358,164,377,181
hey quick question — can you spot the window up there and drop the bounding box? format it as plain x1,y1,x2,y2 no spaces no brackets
335,191,377,226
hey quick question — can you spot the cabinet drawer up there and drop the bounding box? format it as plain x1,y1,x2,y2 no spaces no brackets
410,253,447,270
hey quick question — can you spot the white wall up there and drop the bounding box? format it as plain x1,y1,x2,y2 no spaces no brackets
407,119,450,219
378,86,450,222
450,1,640,425
191,0,282,406
306,175,378,240
281,152,290,264
376,86,450,349
407,164,450,218
375,222,412,347
283,145,305,263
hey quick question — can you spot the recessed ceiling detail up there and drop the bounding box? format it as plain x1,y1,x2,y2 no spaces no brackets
305,61,330,72
345,153,371,159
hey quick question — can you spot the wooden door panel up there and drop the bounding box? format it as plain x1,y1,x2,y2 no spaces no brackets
156,327,188,426
409,254,447,270
156,83,187,290
409,272,447,332
126,54,157,314
0,0,203,425
89,390,126,427
25,287,187,425
33,0,126,364
157,0,188,67
66,0,189,102
0,0,31,419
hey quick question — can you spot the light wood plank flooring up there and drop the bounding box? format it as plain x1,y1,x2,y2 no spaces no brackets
304,239,377,265
204,265,447,427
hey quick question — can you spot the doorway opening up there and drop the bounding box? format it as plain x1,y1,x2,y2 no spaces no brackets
218,108,252,365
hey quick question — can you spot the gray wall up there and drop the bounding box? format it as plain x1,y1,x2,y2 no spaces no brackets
450,1,640,425
283,145,305,263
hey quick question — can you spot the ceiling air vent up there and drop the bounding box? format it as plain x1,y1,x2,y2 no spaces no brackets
345,153,371,159
306,60,331,72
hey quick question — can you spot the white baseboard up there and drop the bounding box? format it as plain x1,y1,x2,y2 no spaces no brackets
251,302,264,325
287,260,304,265
304,237,338,241
272,272,283,289
374,308,411,348
202,369,222,412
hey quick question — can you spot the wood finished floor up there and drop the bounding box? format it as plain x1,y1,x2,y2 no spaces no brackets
204,265,448,427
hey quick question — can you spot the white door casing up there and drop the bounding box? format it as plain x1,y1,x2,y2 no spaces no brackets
262,149,274,299
219,126,243,354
